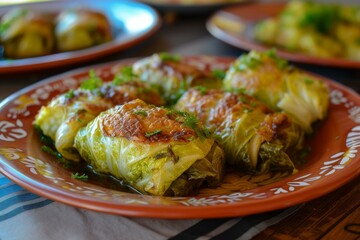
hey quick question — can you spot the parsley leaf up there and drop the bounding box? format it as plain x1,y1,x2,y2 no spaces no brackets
64,89,75,99
112,66,137,86
80,69,103,90
304,77,314,84
193,86,207,95
212,69,226,80
134,109,148,117
145,129,162,137
158,52,181,62
236,53,262,71
71,172,88,180
265,49,288,69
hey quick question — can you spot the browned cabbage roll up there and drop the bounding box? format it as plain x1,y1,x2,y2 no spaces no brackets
0,8,55,59
74,99,225,196
55,9,112,51
34,69,164,161
176,88,305,175
133,53,223,104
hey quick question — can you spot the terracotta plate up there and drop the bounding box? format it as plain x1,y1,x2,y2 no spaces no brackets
0,56,359,219
0,0,161,73
206,2,360,68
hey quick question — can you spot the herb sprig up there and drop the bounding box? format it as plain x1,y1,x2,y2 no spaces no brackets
166,109,213,140
145,129,162,137
71,172,88,180
80,69,103,90
158,52,181,62
112,66,137,86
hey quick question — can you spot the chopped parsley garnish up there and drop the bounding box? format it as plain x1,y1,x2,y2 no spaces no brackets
112,75,126,86
112,66,137,86
193,86,207,95
201,127,212,139
240,97,248,104
233,88,247,94
212,69,226,80
64,89,75,99
236,53,262,71
304,77,314,84
182,114,199,129
188,136,195,141
166,109,213,140
265,49,288,69
80,69,103,90
250,101,257,107
166,108,187,118
158,52,181,62
71,172,88,180
168,80,188,105
134,109,148,117
138,87,150,94
145,129,162,137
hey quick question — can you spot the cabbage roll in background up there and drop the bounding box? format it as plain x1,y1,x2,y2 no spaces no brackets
74,99,225,196
223,50,329,132
55,9,112,52
132,53,223,105
0,8,55,58
176,88,305,175
34,69,164,161
254,0,360,60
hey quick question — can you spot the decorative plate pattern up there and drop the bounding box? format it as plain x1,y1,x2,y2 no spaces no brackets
0,56,359,219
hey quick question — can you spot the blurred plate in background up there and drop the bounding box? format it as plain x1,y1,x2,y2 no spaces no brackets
207,2,360,68
0,0,161,73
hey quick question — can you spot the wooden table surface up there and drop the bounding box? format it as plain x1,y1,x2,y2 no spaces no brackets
0,3,359,239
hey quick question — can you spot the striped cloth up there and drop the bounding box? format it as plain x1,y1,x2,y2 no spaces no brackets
0,173,301,240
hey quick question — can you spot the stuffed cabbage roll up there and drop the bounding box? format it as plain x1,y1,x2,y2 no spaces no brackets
74,99,225,196
0,8,55,58
176,88,305,175
254,1,360,60
223,50,329,132
132,53,223,104
55,9,112,51
34,69,164,161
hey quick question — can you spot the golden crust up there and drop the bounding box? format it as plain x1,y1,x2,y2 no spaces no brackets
178,89,271,128
258,113,291,142
102,99,196,144
100,82,165,107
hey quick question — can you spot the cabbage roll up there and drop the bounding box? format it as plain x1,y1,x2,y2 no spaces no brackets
34,69,164,161
176,88,305,175
0,8,55,58
254,21,343,58
254,1,360,59
223,50,329,132
55,9,112,51
132,53,223,104
74,99,225,196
